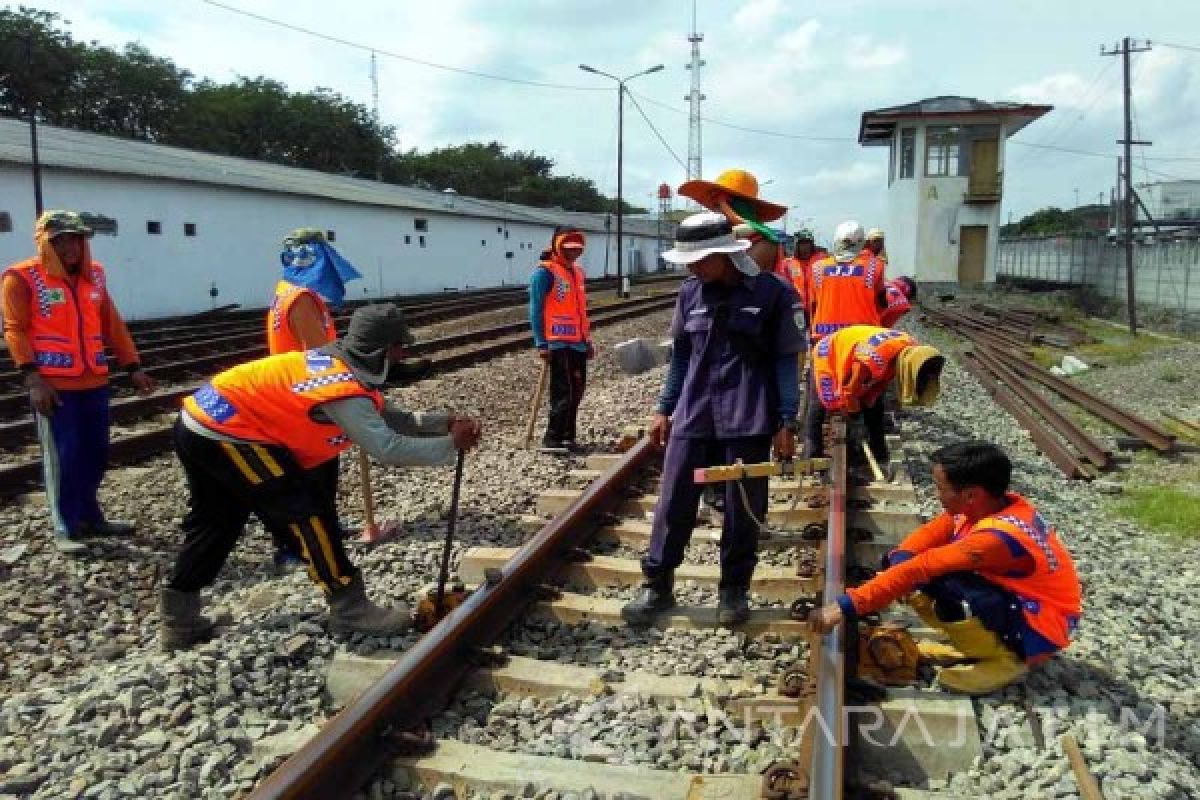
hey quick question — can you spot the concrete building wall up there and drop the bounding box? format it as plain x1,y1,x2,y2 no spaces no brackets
882,118,1004,284
0,165,664,320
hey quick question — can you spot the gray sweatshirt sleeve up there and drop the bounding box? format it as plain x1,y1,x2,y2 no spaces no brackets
318,397,455,467
382,403,450,436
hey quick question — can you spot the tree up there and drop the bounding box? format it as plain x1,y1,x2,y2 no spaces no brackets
0,6,640,213
1001,207,1085,237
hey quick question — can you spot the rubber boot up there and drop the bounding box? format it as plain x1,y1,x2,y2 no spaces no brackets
621,574,675,627
933,616,1028,695
907,592,968,664
327,575,412,635
159,588,217,652
717,586,750,627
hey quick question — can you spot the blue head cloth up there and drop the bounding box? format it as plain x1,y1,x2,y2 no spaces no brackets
280,229,361,308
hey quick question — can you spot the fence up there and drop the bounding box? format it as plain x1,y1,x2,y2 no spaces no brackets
996,234,1200,332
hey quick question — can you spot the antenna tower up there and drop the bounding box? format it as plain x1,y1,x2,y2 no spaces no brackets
685,0,705,195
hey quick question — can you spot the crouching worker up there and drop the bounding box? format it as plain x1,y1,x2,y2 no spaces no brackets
808,441,1082,694
804,326,944,466
621,212,804,628
159,304,483,650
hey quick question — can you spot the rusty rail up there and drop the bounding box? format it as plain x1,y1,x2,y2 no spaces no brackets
249,437,657,800
985,347,1175,452
961,352,1094,480
971,346,1113,469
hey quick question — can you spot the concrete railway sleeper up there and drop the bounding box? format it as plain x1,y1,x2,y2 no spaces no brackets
247,416,981,800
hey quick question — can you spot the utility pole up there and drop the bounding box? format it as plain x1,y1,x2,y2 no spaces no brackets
25,34,44,216
1102,37,1151,334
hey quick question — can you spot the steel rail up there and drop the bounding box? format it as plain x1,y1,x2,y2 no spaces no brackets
960,353,1094,480
971,346,1114,469
0,295,675,440
985,347,1175,452
0,296,677,496
809,414,847,800
249,436,657,800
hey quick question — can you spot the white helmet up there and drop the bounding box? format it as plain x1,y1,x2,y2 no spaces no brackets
833,220,865,259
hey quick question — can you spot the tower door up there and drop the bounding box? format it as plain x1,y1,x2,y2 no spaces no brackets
958,226,988,285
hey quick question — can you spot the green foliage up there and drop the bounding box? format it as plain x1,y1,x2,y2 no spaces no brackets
1113,486,1200,539
999,205,1111,237
0,6,639,212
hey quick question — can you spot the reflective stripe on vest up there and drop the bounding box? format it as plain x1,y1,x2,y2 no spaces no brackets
182,350,382,468
810,325,913,410
879,282,912,328
6,259,109,378
267,280,337,355
952,495,1082,658
809,252,883,338
541,260,589,344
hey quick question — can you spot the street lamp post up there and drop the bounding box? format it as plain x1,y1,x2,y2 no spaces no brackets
579,62,665,298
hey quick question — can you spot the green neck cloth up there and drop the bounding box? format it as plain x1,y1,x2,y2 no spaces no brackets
729,197,779,243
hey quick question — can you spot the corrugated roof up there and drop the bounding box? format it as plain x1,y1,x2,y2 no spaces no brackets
858,95,1052,145
0,117,665,236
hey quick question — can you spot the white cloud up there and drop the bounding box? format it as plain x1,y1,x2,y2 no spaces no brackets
795,161,881,190
843,35,907,70
1007,72,1113,110
731,0,787,38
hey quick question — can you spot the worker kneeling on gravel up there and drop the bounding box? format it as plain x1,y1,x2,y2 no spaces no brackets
622,212,804,628
808,441,1082,695
159,304,483,650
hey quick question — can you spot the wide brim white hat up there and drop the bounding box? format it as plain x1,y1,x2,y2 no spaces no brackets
662,212,753,266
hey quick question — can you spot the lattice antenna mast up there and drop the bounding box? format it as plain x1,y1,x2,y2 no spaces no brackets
685,0,705,193
370,50,383,180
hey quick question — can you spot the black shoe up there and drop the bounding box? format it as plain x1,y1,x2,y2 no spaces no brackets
564,440,588,455
79,519,135,537
621,576,676,627
539,438,569,454
717,586,750,627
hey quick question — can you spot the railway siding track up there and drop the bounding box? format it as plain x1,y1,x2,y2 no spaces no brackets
247,420,981,799
0,294,678,499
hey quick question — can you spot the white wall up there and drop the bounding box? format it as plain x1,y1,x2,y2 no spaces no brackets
881,119,1004,284
0,166,664,320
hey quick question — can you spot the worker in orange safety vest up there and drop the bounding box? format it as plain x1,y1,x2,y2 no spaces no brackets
529,227,594,454
779,228,829,334
806,220,887,344
879,276,917,328
803,325,944,466
2,211,156,554
161,304,482,650
809,441,1082,695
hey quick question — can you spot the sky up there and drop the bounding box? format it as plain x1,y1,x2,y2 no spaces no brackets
20,0,1200,241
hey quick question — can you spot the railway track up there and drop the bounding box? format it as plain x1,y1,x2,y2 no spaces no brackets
922,305,1176,480
0,293,678,498
0,274,684,385
245,417,980,799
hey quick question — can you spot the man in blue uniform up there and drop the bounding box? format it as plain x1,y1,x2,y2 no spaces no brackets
622,213,805,627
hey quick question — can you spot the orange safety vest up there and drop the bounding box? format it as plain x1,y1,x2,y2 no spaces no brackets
952,494,1082,662
811,326,915,412
5,258,110,378
267,280,337,355
182,350,383,468
808,251,884,340
540,258,590,344
879,280,912,328
781,250,827,307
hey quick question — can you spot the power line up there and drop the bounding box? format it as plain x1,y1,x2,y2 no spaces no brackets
624,91,688,173
1008,59,1117,170
1156,41,1200,53
199,0,606,92
630,91,856,142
